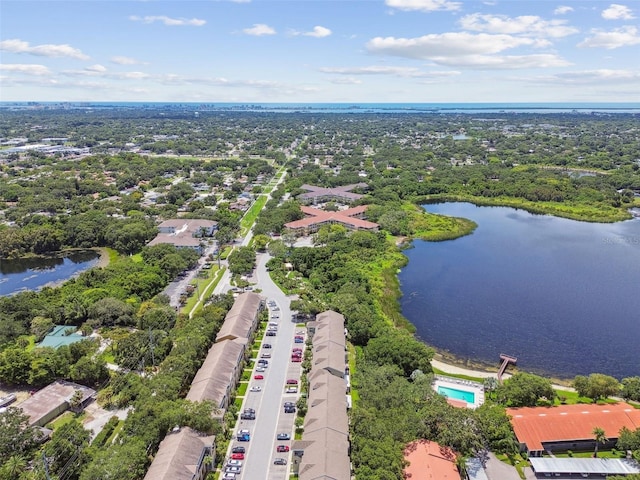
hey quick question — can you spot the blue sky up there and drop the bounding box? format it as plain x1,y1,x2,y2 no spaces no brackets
1,0,639,102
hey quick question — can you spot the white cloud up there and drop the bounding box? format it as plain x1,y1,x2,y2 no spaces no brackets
367,32,548,60
554,6,574,15
0,63,52,76
530,69,640,85
319,65,460,78
243,23,276,36
129,15,206,26
85,64,107,73
385,0,461,12
578,26,640,49
428,53,571,69
328,77,363,85
111,56,144,65
0,39,89,60
459,13,578,38
304,26,332,38
601,4,635,20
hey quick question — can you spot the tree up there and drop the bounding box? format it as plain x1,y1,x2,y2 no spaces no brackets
495,372,555,407
79,439,149,480
30,316,54,342
621,376,640,402
0,455,27,480
0,408,39,463
43,419,91,480
573,373,621,401
364,329,434,376
252,234,270,252
87,297,134,327
593,426,607,457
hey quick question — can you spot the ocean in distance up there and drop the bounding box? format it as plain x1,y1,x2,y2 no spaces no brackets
399,202,640,380
2,102,640,114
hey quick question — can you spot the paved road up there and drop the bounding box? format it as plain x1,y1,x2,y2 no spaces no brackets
225,253,303,479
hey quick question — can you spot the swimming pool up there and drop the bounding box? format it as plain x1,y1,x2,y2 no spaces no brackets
437,385,475,404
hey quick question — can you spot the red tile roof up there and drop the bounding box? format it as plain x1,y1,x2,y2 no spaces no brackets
403,440,460,480
285,205,378,231
506,402,640,452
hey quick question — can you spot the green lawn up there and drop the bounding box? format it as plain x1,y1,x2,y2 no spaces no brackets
46,411,86,430
432,367,485,384
240,195,268,234
236,382,248,397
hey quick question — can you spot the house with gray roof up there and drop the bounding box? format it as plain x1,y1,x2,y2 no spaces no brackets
143,427,215,480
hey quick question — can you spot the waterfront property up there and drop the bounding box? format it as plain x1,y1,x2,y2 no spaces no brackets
284,205,378,236
433,375,485,409
506,402,640,457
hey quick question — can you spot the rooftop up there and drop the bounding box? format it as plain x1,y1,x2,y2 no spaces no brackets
506,402,640,452
403,440,460,480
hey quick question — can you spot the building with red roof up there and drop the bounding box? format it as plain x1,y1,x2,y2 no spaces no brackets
284,205,378,236
506,402,640,457
403,440,460,480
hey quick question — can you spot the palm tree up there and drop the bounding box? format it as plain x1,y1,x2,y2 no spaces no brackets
1,455,27,478
592,426,608,457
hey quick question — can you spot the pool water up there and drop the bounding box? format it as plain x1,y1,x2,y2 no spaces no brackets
437,386,475,404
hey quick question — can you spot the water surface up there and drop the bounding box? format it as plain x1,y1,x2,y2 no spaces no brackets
399,203,640,379
0,250,100,296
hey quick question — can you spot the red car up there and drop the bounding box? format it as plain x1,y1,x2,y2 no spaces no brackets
231,453,245,460
291,356,302,362
276,445,290,452
254,374,264,380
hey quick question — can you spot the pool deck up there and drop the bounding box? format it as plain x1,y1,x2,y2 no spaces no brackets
433,374,485,409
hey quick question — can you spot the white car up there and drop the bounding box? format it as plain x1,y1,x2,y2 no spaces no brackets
250,386,262,392
227,460,243,468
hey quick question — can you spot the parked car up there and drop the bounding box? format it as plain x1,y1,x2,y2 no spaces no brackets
231,446,245,454
268,322,278,326
254,374,264,380
291,356,302,363
294,337,304,343
273,458,287,465
255,367,266,372
292,347,303,353
276,445,290,452
286,379,298,385
250,386,262,392
277,433,291,440
222,473,237,479
261,353,271,358
231,453,245,460
263,343,272,348
257,359,269,366
227,459,242,467
286,386,298,393
266,331,276,336
284,405,295,413
225,466,242,474
240,409,256,420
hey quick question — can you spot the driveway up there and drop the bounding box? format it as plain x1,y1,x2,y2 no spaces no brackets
484,453,523,480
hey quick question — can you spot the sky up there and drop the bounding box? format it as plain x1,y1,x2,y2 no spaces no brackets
1,0,639,103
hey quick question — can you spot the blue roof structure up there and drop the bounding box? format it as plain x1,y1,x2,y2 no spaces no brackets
38,325,85,349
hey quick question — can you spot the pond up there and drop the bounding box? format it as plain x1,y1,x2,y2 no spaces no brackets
399,203,640,379
0,250,101,296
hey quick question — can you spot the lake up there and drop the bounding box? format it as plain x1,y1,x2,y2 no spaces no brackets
399,203,640,380
0,250,100,296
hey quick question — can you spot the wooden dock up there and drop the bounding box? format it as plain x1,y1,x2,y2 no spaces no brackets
498,354,517,383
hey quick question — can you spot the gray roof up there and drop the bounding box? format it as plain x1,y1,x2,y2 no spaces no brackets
158,219,217,229
310,341,346,379
187,339,246,409
297,428,351,480
215,292,262,342
17,380,96,426
313,311,345,346
148,234,201,248
304,371,348,435
144,427,214,480
529,457,640,475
